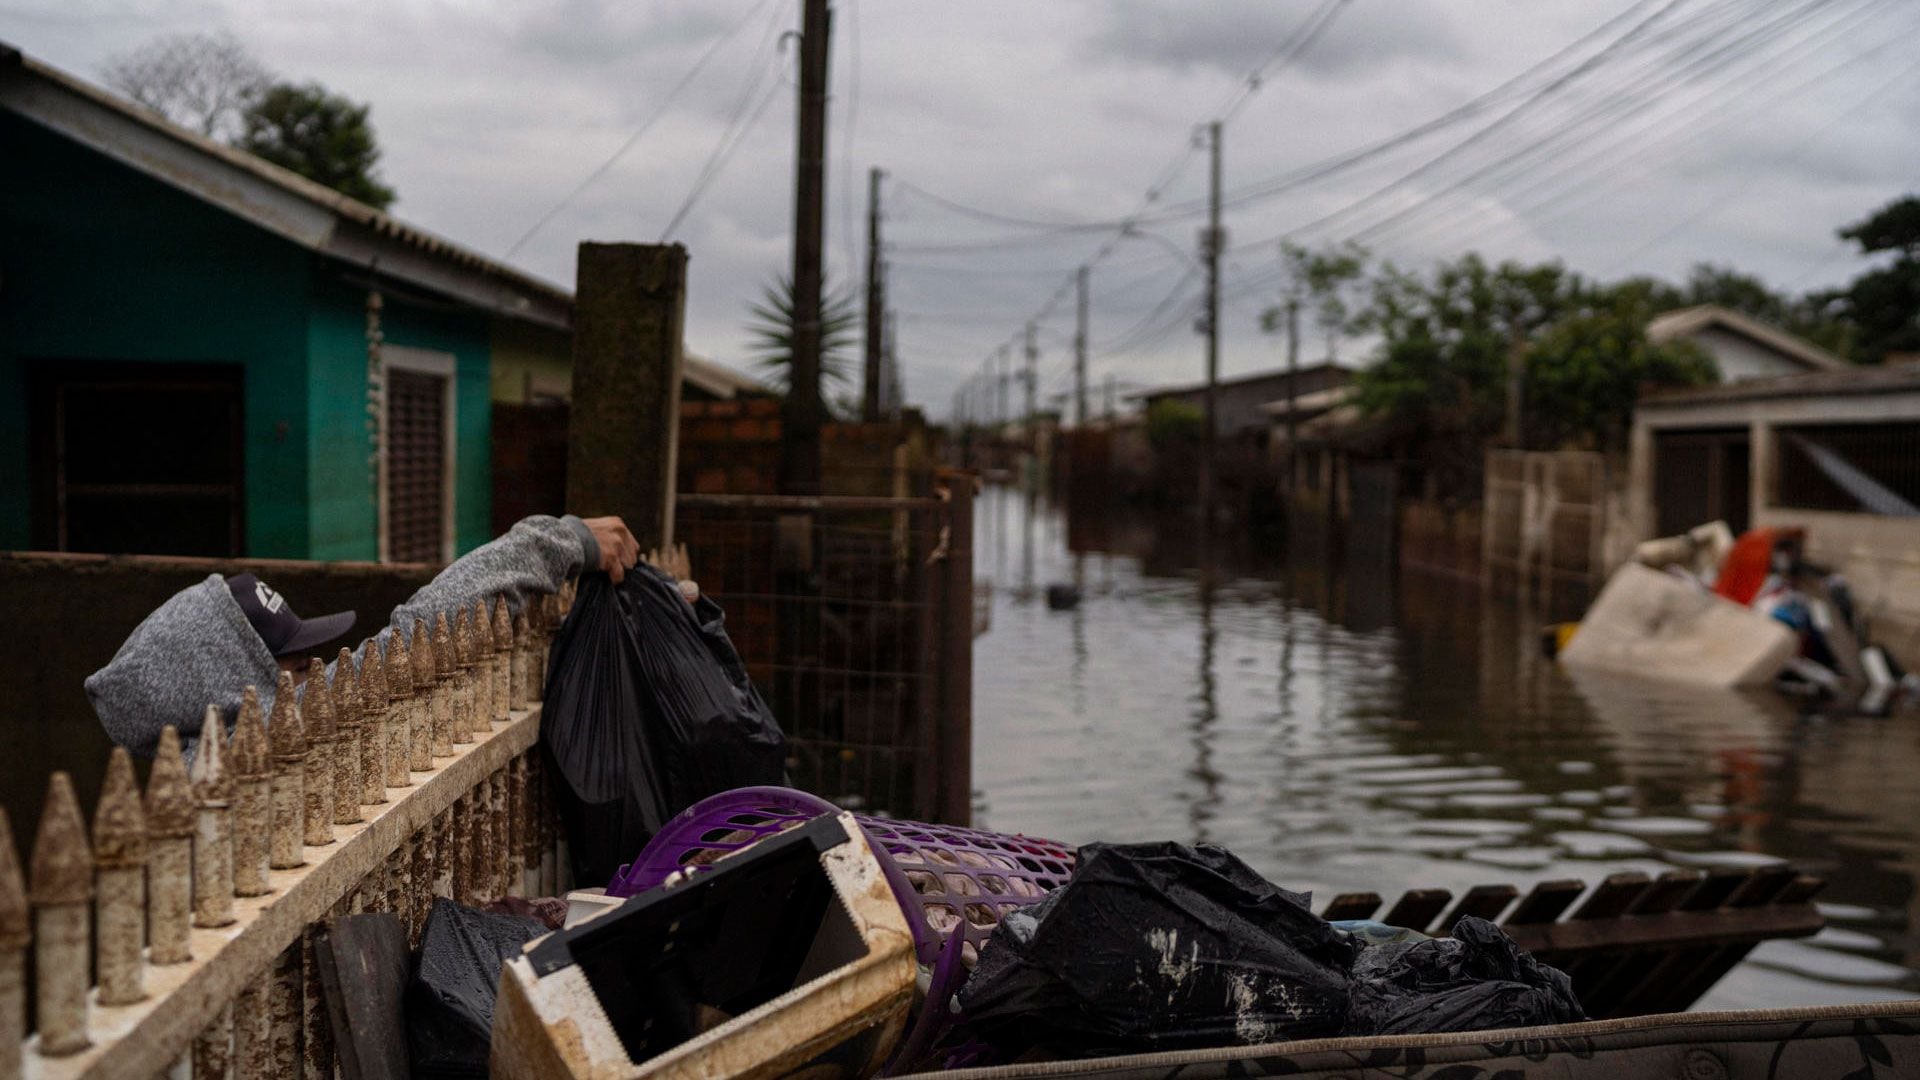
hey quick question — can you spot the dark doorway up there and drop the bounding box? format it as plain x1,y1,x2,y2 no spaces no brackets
491,400,569,537
28,362,245,556
1653,427,1751,537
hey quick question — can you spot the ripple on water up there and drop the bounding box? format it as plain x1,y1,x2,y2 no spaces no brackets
1594,816,1717,837
1551,830,1654,858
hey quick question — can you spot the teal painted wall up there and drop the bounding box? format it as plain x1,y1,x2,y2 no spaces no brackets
305,277,493,560
2,113,496,559
0,113,313,555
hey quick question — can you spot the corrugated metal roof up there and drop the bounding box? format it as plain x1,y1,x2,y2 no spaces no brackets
1639,360,1920,408
1,41,573,330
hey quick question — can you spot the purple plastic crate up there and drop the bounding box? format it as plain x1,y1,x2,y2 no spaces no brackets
607,786,1077,971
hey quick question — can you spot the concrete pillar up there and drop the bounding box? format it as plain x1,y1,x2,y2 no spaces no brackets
92,747,147,1005
566,242,687,551
145,726,196,959
1750,419,1775,529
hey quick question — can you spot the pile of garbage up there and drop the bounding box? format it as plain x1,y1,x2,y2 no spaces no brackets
955,842,1584,1060
400,563,1591,1075
1555,522,1917,714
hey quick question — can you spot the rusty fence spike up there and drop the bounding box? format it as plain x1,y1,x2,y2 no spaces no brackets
470,602,492,733
145,725,195,963
0,808,27,1079
492,597,512,722
406,619,434,771
359,642,392,805
383,632,416,786
452,608,477,743
302,658,337,846
191,703,237,929
231,685,272,897
510,609,531,711
93,746,148,1006
430,613,456,757
31,772,92,1056
332,648,365,825
267,672,307,870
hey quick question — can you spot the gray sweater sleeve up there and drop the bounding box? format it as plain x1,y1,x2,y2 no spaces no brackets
385,514,599,637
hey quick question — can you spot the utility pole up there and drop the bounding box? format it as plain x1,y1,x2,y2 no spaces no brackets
1284,297,1300,501
780,0,831,496
1199,120,1223,524
1074,266,1089,427
883,307,899,419
996,344,1010,435
1023,321,1039,451
1104,372,1116,422
863,166,885,422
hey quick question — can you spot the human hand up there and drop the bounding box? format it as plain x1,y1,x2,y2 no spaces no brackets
582,516,639,582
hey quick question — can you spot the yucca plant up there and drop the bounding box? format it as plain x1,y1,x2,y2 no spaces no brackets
744,273,861,399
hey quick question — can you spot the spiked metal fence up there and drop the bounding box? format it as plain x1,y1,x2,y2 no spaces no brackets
2,581,578,1079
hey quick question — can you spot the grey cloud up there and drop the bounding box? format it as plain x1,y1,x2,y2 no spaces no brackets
1087,0,1472,82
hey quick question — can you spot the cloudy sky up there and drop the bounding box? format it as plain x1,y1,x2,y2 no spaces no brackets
8,0,1918,417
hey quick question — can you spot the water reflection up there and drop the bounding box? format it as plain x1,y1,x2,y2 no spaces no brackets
971,482,1920,1010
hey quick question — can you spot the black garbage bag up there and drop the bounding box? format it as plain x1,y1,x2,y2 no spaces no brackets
956,843,1586,1061
1345,915,1586,1036
540,565,788,886
406,898,550,1079
956,841,1358,1056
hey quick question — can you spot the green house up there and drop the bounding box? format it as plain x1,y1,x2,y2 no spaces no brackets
0,43,575,562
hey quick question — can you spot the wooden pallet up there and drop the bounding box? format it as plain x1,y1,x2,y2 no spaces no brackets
1317,865,1825,1018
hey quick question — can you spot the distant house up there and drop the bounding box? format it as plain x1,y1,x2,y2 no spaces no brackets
0,43,762,561
1646,304,1846,383
1133,363,1352,442
1628,362,1920,664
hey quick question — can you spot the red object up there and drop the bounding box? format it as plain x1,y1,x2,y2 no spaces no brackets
1714,528,1782,605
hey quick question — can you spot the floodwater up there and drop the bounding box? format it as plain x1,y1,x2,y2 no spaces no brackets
970,483,1920,1011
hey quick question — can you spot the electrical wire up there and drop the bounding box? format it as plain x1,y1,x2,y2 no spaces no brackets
502,0,780,258
659,33,791,240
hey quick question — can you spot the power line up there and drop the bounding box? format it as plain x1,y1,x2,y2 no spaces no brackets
1381,0,1912,265
502,0,780,258
1346,0,1863,250
659,32,791,240
1216,0,1868,302
1602,36,1920,273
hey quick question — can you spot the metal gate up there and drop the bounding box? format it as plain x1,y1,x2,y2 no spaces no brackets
674,480,975,824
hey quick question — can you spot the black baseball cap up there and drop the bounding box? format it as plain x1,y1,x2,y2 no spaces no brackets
226,574,357,658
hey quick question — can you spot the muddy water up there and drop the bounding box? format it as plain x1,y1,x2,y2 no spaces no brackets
970,485,1920,1010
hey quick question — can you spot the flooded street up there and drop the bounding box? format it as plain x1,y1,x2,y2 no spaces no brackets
971,484,1920,1011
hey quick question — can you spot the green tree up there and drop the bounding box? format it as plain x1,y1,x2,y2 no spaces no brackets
238,82,396,209
743,274,860,403
1524,284,1716,452
1144,398,1203,449
1824,195,1920,363
1347,254,1575,490
1261,241,1368,361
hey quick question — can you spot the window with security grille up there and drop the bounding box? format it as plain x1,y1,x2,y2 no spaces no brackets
387,367,448,562
1776,422,1920,516
28,362,244,556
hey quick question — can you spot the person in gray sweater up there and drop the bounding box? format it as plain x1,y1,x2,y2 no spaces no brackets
86,514,639,758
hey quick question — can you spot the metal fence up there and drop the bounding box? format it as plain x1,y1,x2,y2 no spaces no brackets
1482,449,1612,608
675,478,975,826
4,585,574,1079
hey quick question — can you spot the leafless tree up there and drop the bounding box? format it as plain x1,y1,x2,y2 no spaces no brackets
100,31,270,142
